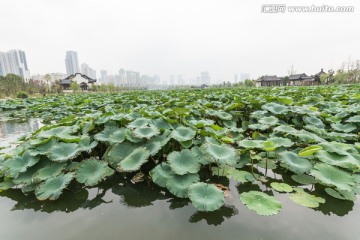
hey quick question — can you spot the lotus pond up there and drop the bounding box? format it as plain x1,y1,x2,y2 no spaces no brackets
0,85,359,239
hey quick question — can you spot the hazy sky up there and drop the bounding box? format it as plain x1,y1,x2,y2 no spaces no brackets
1,0,359,83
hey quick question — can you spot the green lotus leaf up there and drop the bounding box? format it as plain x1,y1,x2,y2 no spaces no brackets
188,182,225,211
273,125,298,134
127,118,151,128
268,137,294,148
291,174,318,185
289,187,325,208
216,111,233,120
35,172,74,200
33,162,66,182
48,142,79,162
189,119,215,128
22,183,38,193
304,116,324,128
145,140,162,156
37,126,78,139
262,103,288,115
117,147,150,172
324,188,356,201
331,123,357,133
277,96,293,105
346,115,360,123
133,126,160,139
259,116,279,126
166,173,199,198
12,160,48,185
29,139,58,156
270,182,293,193
319,142,350,156
171,126,196,142
238,139,263,149
258,159,277,170
191,146,213,165
310,164,354,191
262,141,277,152
125,128,144,143
315,150,360,170
240,191,282,216
153,118,172,130
0,180,15,191
298,145,323,157
95,127,125,144
149,163,174,188
226,168,252,183
167,149,201,175
248,124,270,131
222,120,237,128
78,135,98,152
2,151,40,178
105,142,137,167
75,158,114,186
205,143,237,166
278,151,312,174
81,121,95,134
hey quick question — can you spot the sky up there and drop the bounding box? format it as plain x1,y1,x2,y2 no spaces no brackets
1,0,359,84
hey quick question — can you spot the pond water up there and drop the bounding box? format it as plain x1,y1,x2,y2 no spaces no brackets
0,115,359,240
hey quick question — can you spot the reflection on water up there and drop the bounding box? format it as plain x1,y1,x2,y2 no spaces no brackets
0,111,42,151
0,115,359,240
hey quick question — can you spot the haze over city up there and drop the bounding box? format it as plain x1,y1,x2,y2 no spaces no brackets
1,0,360,83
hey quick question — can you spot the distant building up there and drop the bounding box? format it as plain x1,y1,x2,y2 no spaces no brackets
60,73,96,90
200,72,210,85
126,70,140,87
100,70,108,83
234,74,238,83
119,68,126,85
255,75,282,87
240,73,250,82
0,49,30,79
288,73,316,86
65,51,80,75
81,63,96,79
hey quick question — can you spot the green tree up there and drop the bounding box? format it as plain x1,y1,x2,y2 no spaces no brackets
244,79,254,88
70,82,80,92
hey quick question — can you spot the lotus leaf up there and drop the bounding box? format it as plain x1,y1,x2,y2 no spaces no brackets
188,182,224,211
315,150,360,170
268,137,294,147
311,164,354,191
149,163,174,188
48,142,79,162
167,149,201,175
205,143,237,166
117,147,150,172
270,182,293,193
240,191,282,216
346,115,360,123
298,145,323,157
76,158,114,186
133,126,160,139
238,139,263,149
171,126,196,142
166,173,200,198
278,151,312,174
33,162,66,181
35,172,74,200
127,118,151,128
291,174,317,185
3,151,40,178
331,123,357,133
325,188,356,201
259,116,279,126
289,188,325,208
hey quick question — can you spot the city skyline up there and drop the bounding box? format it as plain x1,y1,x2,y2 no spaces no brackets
0,49,30,79
2,0,359,83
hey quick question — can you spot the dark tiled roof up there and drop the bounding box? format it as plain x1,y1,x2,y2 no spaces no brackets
258,75,281,81
60,73,97,85
289,73,307,80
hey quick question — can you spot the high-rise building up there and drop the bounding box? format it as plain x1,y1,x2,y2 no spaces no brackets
81,63,97,79
65,51,80,75
119,68,126,85
126,71,140,86
100,70,108,83
200,72,210,85
0,49,30,79
239,73,250,82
